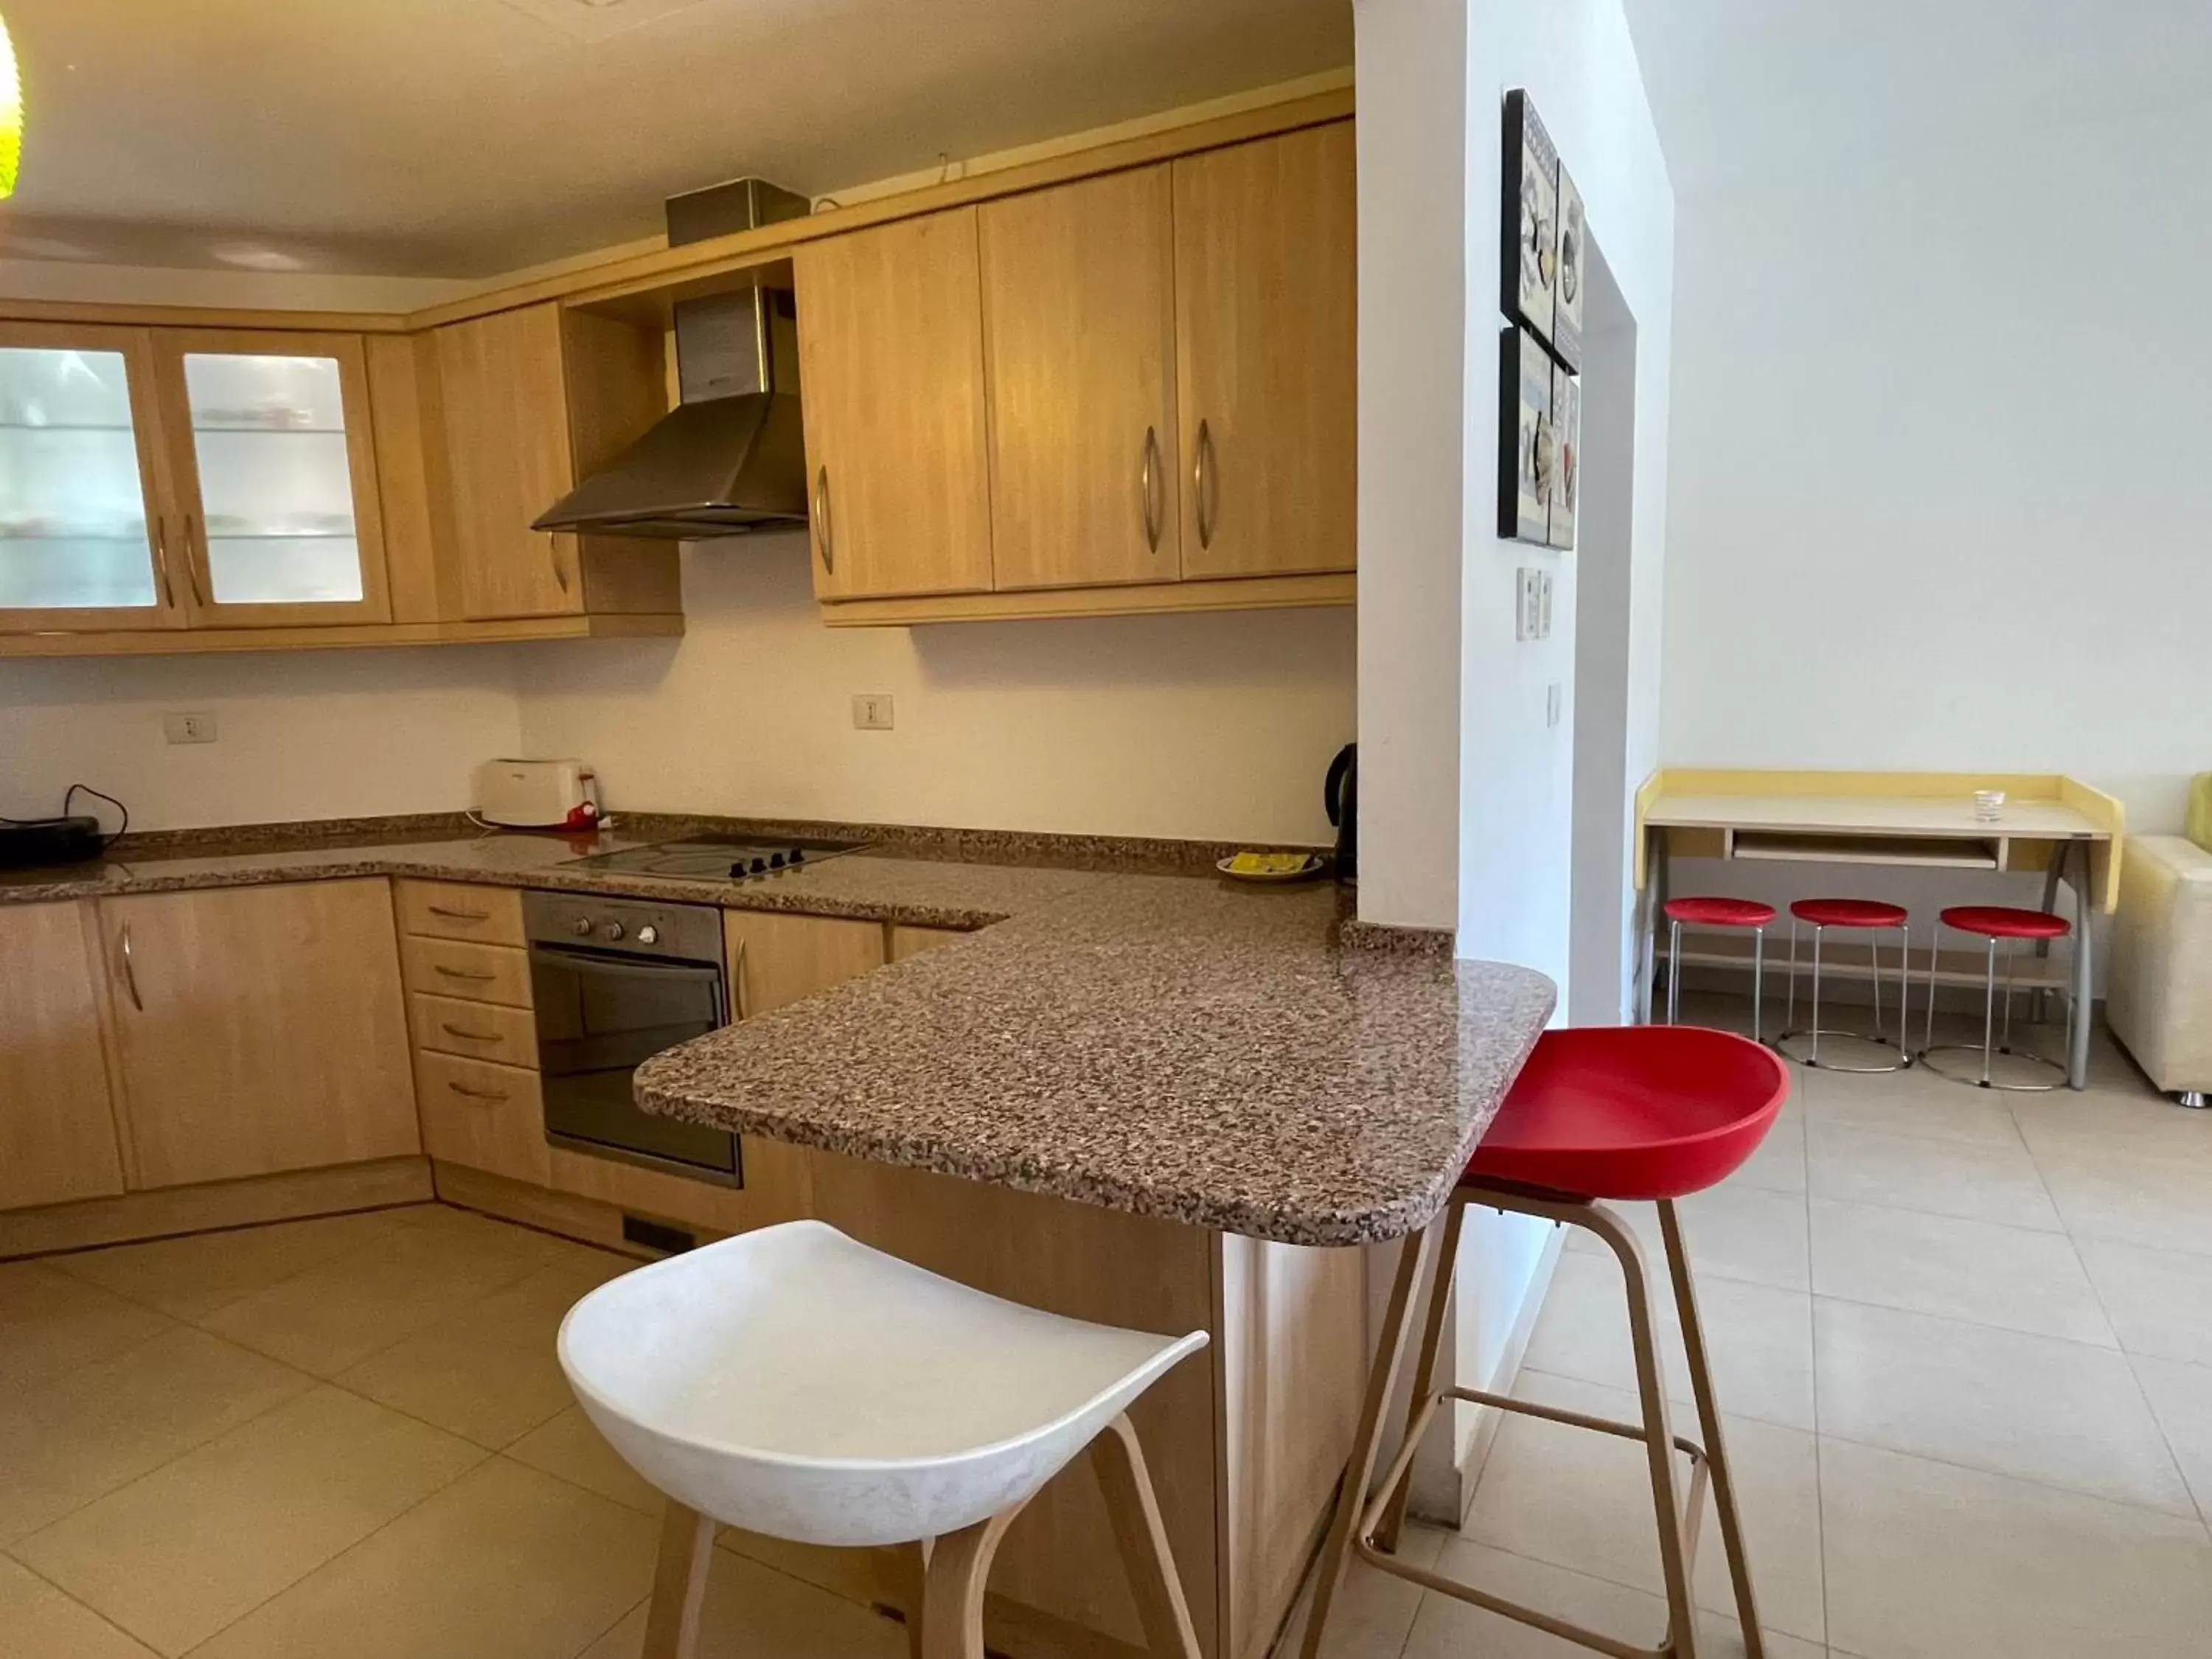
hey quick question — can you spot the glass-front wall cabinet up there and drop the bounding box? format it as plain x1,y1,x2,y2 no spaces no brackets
0,323,390,633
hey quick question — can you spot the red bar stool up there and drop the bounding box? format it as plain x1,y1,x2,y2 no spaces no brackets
1920,905,2073,1091
1299,1026,1788,1659
1779,897,1912,1072
1661,897,1778,1038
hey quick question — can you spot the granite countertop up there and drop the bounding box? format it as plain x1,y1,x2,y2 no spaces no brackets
639,877,1555,1246
4,820,1556,1248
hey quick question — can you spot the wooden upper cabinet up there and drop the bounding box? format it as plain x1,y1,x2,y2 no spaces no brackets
97,879,420,1189
979,167,1180,590
148,328,394,627
1173,122,1358,579
793,209,995,600
432,304,586,620
0,902,128,1211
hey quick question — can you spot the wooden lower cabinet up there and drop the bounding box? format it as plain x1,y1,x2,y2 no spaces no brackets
887,923,969,963
0,902,128,1211
414,1051,550,1186
725,910,886,1017
97,880,420,1189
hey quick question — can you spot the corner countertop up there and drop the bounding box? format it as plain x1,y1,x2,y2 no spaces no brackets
3,823,1557,1249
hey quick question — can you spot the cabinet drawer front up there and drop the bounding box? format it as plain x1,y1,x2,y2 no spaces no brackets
394,880,526,947
409,992,538,1068
414,1051,549,1186
401,936,533,1008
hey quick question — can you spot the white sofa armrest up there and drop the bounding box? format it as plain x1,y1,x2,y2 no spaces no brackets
2107,833,2212,1093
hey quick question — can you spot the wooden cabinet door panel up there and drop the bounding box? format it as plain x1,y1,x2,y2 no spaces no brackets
794,209,995,600
886,925,969,963
100,879,420,1189
431,304,585,620
393,879,526,947
980,167,1180,589
414,1051,549,1186
1173,123,1357,578
400,936,534,1009
0,902,127,1210
723,912,886,1019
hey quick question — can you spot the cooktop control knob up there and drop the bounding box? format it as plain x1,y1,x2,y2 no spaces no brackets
572,918,594,938
789,846,806,863
602,921,627,942
769,852,786,869
635,924,659,945
749,857,767,874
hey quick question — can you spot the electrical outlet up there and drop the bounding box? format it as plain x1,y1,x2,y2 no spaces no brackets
1516,568,1542,641
1537,571,1555,639
852,694,894,731
163,712,217,745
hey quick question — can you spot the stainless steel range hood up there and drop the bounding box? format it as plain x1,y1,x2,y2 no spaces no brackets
534,178,812,540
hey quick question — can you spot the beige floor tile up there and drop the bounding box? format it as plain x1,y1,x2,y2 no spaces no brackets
0,1557,159,1659
1729,1113,1808,1195
2034,1150,2212,1258
1523,1251,1817,1431
1807,1197,2115,1345
0,1261,174,1396
0,1325,310,1544
1402,1539,1823,1659
335,1259,622,1449
2076,1237,2212,1366
504,1405,667,1515
201,1208,552,1376
2010,1088,2212,1166
1565,1186,1810,1293
1806,1121,2062,1231
2129,1354,2212,1523
1799,1062,2026,1147
1272,1518,1445,1659
1462,1371,1825,1644
575,1543,914,1658
189,1457,657,1659
49,1210,421,1324
14,1385,485,1657
1819,1436,2212,1659
1812,1298,2193,1515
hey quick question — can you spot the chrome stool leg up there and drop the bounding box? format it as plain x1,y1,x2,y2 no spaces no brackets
1920,930,2067,1092
1778,921,1910,1073
1668,918,1683,1026
1751,925,1765,1044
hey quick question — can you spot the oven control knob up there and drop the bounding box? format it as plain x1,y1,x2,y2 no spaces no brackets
602,921,626,942
572,918,594,937
636,925,659,945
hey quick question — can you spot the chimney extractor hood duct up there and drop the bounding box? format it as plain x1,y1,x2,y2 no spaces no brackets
534,177,811,540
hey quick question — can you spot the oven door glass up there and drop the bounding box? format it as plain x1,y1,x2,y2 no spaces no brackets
529,943,740,1183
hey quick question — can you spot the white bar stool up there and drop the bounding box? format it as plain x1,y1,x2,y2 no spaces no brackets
557,1220,1208,1659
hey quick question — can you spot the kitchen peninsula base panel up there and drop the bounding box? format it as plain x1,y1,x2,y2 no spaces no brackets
0,1155,433,1261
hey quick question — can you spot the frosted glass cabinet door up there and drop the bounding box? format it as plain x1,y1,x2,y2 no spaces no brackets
0,323,178,631
156,330,391,625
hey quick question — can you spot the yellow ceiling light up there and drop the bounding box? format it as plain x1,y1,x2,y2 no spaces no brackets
0,13,19,198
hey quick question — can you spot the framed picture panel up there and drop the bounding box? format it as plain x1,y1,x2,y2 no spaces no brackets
1548,360,1579,551
1498,325,1555,543
1502,91,1559,346
1551,161,1586,372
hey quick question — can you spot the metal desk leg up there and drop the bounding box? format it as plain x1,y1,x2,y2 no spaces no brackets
2067,839,2093,1090
2032,848,2064,1024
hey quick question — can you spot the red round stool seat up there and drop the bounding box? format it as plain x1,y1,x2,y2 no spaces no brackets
1790,897,1907,929
1466,1026,1790,1202
1663,897,1777,928
1939,905,2070,941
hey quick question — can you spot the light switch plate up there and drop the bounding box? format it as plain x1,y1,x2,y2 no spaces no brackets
1547,683,1564,728
1538,571,1555,639
1517,568,1543,641
164,711,217,745
852,694,894,731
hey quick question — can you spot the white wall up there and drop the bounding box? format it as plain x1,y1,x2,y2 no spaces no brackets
515,538,1355,844
1663,100,2212,835
0,647,521,830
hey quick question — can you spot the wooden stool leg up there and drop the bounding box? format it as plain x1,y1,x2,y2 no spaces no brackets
1375,1197,1467,1552
1658,1200,1764,1658
641,1503,716,1659
1092,1413,1204,1659
1297,1217,1445,1659
1581,1203,1700,1659
905,1540,932,1659
922,1501,1028,1659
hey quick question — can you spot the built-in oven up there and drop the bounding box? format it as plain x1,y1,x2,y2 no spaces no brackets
522,891,740,1186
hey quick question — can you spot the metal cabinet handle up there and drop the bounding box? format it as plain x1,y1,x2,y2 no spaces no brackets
1141,426,1162,553
184,512,206,608
731,937,750,1020
427,905,491,922
1194,419,1217,550
813,466,834,574
118,925,144,1012
440,1023,502,1043
434,964,497,983
151,518,178,610
446,1080,509,1103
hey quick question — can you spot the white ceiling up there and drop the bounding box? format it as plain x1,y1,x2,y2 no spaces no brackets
0,0,1351,276
1623,0,2212,195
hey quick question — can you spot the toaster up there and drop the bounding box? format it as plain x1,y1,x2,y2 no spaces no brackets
472,759,601,830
